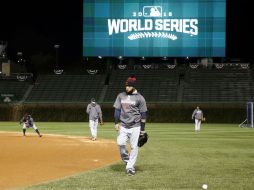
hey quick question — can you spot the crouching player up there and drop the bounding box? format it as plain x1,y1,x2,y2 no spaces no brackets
20,114,42,137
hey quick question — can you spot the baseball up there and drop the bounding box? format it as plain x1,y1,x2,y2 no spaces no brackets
202,184,208,189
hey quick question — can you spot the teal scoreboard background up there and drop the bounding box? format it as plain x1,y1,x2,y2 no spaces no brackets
83,0,226,57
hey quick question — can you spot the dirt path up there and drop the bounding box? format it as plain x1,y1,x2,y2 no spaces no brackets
0,132,119,190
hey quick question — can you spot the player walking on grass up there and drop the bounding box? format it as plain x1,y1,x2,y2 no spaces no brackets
86,98,103,141
20,114,42,137
192,106,204,133
113,75,148,176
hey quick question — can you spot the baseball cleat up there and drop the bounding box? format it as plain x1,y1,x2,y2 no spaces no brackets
126,169,135,176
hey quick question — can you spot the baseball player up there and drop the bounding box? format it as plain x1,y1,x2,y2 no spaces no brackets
192,106,204,133
20,114,42,137
86,98,103,141
114,75,148,176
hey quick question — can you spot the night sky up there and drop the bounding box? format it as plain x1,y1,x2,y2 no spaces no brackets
0,0,252,64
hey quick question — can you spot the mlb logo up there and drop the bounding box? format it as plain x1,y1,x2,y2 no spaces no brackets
143,6,162,17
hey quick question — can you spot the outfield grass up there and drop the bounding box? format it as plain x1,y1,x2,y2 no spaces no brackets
1,122,254,190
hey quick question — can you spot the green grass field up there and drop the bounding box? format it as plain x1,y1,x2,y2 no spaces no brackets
1,122,254,190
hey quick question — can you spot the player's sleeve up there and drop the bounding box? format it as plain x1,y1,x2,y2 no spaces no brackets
114,109,121,124
86,104,91,114
19,117,24,124
113,94,121,110
113,94,121,124
192,110,196,119
98,105,103,122
138,95,148,113
29,118,34,126
139,95,147,131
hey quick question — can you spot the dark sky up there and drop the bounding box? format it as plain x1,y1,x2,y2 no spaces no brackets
1,0,82,64
0,0,252,63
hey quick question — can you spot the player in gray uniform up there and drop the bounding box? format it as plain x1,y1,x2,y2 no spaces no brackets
114,75,147,176
86,98,103,141
192,106,204,133
20,114,42,137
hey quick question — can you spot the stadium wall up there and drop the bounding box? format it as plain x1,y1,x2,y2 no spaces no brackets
0,103,245,123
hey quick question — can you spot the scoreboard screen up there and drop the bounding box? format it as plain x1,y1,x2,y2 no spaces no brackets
83,0,226,57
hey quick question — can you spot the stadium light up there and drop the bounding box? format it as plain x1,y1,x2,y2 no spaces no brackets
54,44,60,49
141,56,146,60
87,69,98,74
17,74,27,82
118,64,127,70
117,56,124,65
167,64,176,69
240,63,249,69
142,65,152,69
162,56,168,61
54,69,64,75
17,52,22,56
215,63,224,69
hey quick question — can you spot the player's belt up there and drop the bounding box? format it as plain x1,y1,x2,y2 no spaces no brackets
123,121,137,127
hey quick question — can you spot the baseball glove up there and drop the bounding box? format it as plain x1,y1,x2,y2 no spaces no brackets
138,132,148,147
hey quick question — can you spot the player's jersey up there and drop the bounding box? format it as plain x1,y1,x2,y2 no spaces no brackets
192,109,203,120
86,103,102,121
114,90,147,128
20,117,34,128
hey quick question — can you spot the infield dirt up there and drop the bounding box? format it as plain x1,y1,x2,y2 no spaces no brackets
0,132,119,190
